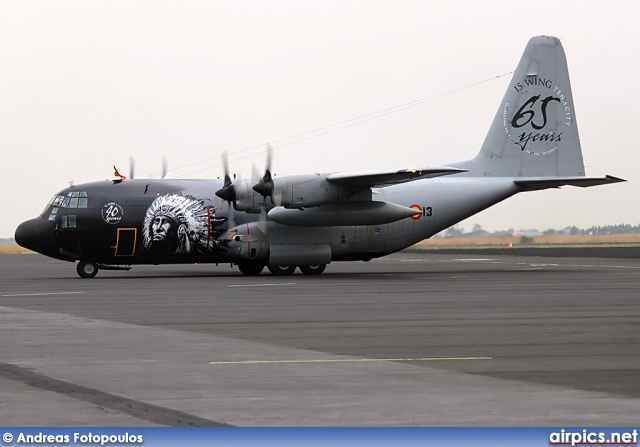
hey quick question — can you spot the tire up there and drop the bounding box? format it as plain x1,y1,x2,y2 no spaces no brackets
77,261,99,279
267,265,297,276
298,264,326,275
237,263,265,276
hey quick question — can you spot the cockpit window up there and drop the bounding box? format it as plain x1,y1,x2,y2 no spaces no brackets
43,191,88,216
54,192,88,208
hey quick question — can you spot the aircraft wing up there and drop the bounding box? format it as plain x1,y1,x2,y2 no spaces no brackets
326,166,467,187
514,175,626,191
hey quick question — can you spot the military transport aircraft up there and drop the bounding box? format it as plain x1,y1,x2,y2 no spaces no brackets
15,36,624,278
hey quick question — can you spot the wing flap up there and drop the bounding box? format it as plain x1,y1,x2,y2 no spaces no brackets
326,166,467,187
514,175,626,191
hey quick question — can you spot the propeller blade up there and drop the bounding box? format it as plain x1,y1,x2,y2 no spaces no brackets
252,144,275,199
221,150,230,180
226,201,236,229
215,150,236,202
258,202,268,234
251,162,260,184
214,150,239,230
273,190,283,207
161,156,168,179
129,156,135,180
266,143,273,174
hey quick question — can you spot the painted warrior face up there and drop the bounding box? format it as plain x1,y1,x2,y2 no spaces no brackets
151,215,177,242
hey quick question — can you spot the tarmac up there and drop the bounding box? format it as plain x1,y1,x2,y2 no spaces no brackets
1,251,639,426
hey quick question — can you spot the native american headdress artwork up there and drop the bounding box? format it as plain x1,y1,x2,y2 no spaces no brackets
142,193,222,254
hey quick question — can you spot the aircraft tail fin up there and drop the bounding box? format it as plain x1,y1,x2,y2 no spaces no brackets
461,36,586,178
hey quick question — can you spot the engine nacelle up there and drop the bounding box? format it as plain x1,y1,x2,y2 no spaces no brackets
221,222,269,261
220,222,332,266
234,174,370,213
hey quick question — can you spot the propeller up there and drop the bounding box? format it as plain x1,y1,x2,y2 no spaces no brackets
214,150,237,228
252,143,275,202
252,144,280,233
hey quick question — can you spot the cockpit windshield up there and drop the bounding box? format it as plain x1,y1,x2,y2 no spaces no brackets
42,190,88,216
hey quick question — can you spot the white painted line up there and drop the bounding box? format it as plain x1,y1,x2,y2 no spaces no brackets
210,356,493,365
1,291,86,297
228,283,296,288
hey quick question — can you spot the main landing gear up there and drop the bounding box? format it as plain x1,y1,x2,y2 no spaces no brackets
237,264,327,276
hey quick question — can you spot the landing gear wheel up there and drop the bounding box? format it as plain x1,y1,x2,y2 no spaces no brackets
267,265,297,276
299,264,326,275
77,261,99,279
237,263,265,276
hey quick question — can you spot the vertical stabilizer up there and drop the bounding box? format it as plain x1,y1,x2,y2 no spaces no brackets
467,36,584,177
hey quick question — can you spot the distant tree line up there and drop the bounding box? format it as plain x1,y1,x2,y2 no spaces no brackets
543,224,640,236
442,223,640,238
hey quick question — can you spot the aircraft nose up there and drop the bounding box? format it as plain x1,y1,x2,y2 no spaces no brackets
15,218,52,254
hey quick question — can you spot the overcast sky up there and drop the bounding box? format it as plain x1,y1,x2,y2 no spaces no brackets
1,0,638,237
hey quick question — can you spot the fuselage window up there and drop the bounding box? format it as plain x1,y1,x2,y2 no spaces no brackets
61,215,68,229
69,197,78,208
68,215,77,228
78,198,88,208
62,197,70,208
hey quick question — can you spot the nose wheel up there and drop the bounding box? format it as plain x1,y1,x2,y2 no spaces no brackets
77,261,99,278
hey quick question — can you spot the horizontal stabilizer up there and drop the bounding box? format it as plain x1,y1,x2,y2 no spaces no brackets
327,166,466,187
514,175,625,191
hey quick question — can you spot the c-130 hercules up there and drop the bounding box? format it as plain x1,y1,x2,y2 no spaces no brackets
16,36,624,278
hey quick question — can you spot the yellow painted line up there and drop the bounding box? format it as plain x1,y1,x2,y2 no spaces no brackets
228,283,296,288
1,291,86,297
210,356,492,365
